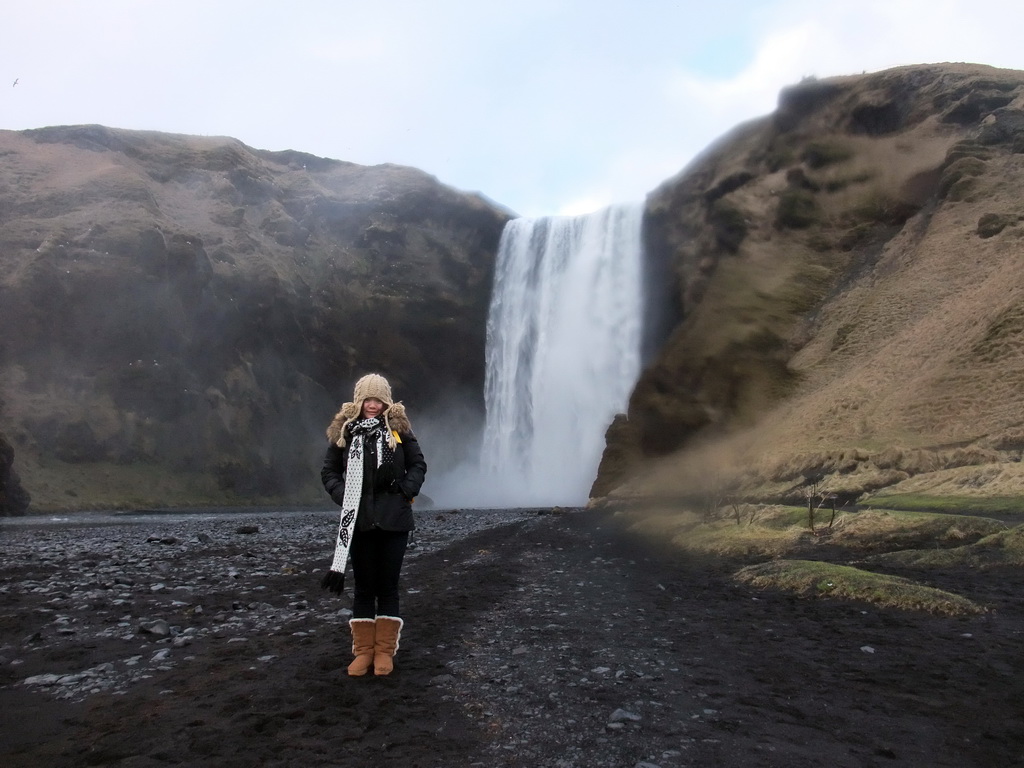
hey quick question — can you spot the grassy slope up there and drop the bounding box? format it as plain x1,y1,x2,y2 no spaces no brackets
612,501,1016,616
612,64,1024,511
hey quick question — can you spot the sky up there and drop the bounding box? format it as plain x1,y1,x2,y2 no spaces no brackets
3,0,1024,217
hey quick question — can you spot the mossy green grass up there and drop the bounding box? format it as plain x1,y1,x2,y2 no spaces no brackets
735,559,985,616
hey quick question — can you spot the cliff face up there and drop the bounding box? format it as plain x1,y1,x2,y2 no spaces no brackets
0,429,30,515
596,63,1024,504
0,126,509,511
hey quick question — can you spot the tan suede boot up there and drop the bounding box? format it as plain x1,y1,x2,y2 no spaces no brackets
347,618,376,676
373,616,403,676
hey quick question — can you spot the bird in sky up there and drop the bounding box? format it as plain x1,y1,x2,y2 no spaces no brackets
12,78,18,87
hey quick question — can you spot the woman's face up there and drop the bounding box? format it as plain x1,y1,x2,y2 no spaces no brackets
361,397,385,419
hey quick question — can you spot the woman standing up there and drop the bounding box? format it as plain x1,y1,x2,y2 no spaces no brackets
320,373,427,676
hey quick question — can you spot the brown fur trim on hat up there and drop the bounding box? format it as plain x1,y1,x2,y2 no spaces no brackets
326,402,360,447
325,401,413,448
384,403,411,443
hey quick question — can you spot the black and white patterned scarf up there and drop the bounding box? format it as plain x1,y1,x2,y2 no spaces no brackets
321,417,395,593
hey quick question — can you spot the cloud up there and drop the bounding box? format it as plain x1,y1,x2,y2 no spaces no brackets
4,0,1024,216
638,0,1024,208
557,197,610,217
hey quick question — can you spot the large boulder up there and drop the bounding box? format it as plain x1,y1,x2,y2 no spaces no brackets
0,126,510,510
0,429,30,515
596,63,1024,503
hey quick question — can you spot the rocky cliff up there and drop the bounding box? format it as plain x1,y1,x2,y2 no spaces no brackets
0,126,509,511
0,429,30,515
596,63,1024,506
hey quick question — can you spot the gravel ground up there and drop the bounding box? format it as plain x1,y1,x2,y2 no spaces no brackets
1,506,1022,767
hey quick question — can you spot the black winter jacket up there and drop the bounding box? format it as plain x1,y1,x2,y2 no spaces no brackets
321,428,427,532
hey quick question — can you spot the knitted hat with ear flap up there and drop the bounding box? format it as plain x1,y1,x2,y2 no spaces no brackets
352,373,393,409
326,373,400,448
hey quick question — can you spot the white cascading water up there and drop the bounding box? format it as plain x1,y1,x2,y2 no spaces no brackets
482,204,644,506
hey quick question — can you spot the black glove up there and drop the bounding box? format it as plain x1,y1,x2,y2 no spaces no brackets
321,570,345,594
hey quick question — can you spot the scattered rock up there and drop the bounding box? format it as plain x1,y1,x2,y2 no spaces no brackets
140,620,171,637
0,508,536,703
609,708,642,723
2,504,1022,766
977,212,1014,238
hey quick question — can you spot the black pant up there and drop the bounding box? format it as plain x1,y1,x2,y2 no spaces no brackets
350,528,409,619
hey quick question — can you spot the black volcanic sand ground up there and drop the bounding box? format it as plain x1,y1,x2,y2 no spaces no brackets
1,507,1023,768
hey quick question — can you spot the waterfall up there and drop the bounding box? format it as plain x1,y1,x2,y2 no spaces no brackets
482,204,644,506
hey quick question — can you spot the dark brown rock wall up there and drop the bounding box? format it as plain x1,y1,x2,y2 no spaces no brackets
0,429,30,515
0,126,510,510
